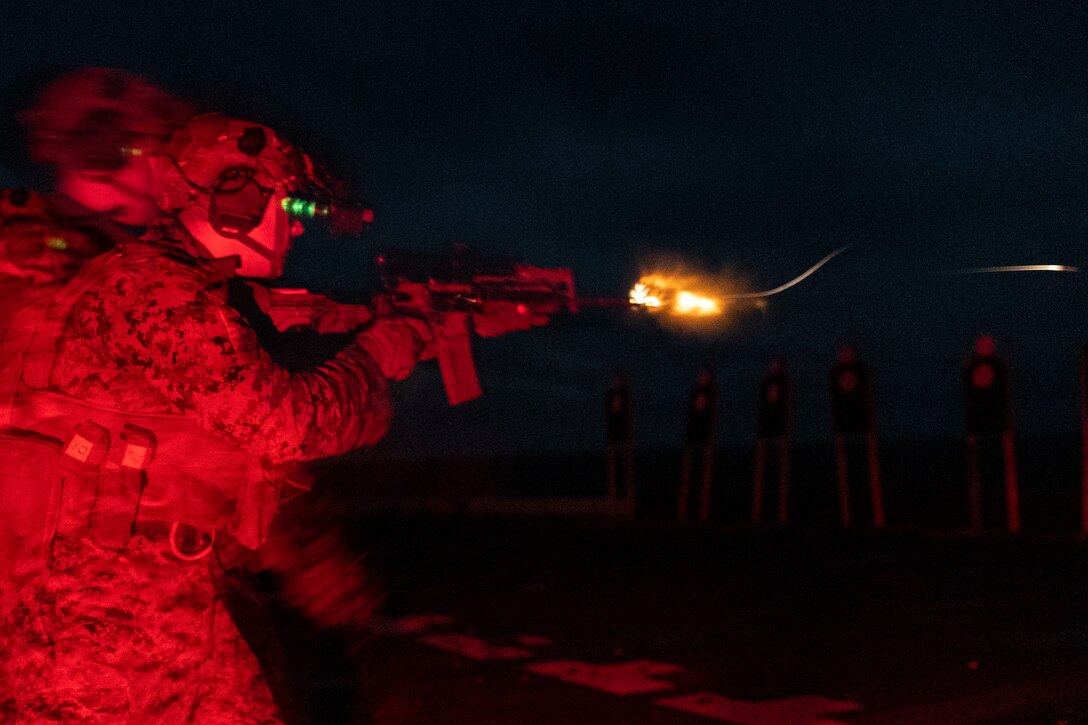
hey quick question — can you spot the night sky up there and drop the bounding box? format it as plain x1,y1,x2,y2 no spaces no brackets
1,2,1086,455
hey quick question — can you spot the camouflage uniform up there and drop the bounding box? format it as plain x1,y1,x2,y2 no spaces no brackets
0,218,394,722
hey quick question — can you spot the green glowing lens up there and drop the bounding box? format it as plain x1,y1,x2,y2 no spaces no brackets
46,237,68,250
282,197,322,218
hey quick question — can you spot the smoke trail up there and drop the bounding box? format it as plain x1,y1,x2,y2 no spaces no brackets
727,245,851,299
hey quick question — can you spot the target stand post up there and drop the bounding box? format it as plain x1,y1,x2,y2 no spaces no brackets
829,346,885,529
753,360,792,525
678,367,718,526
962,336,1019,535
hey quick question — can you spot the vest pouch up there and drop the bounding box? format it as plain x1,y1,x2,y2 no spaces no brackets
14,388,263,541
56,420,110,538
89,424,156,549
0,428,62,605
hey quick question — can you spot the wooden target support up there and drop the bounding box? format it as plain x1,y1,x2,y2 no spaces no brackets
605,374,635,517
832,431,885,529
678,368,718,526
964,431,1020,534
1081,346,1088,535
606,442,635,506
752,437,791,526
829,349,885,529
679,441,716,525
752,362,791,525
963,338,1020,534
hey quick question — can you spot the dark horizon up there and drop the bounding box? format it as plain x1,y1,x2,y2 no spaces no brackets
2,1,1085,454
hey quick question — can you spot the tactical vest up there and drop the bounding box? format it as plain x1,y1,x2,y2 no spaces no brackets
0,244,280,553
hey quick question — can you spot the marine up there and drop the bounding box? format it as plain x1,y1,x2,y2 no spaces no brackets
0,112,427,722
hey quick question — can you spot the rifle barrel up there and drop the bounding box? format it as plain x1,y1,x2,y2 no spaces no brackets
577,297,633,308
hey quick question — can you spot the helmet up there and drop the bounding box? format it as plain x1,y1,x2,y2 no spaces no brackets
20,68,191,225
152,114,307,278
21,67,190,173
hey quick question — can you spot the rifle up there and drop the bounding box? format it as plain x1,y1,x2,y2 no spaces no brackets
259,245,578,405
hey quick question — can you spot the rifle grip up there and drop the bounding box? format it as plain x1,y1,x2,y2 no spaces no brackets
437,314,482,405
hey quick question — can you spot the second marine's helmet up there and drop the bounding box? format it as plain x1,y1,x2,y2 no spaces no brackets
21,67,192,225
152,114,308,278
22,67,190,174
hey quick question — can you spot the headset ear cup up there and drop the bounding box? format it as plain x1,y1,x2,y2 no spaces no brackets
207,167,270,238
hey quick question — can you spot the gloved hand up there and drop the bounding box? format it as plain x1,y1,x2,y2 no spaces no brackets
250,510,385,633
355,315,434,380
276,544,383,631
471,308,551,338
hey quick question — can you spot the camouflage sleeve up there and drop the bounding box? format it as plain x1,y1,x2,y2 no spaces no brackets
99,261,393,463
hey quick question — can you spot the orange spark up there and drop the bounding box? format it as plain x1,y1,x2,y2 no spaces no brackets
627,245,849,319
628,273,726,317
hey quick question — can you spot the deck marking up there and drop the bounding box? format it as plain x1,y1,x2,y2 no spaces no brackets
394,614,870,723
417,632,533,660
526,659,682,695
392,613,455,635
656,692,862,725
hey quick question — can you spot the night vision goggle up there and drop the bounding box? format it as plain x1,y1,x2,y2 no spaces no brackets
205,164,374,239
281,196,375,236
